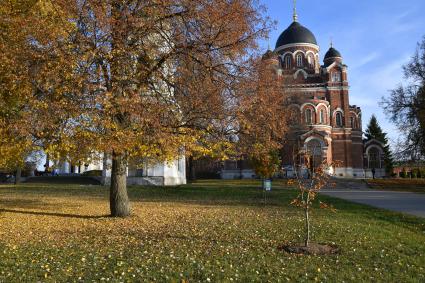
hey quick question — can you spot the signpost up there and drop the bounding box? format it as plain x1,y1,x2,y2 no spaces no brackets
263,179,272,205
263,179,272,191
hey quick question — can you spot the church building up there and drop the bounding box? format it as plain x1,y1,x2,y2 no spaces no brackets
221,5,386,179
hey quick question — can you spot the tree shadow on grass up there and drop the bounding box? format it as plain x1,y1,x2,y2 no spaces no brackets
0,198,48,210
0,184,107,198
0,209,109,219
128,185,299,207
1,182,299,206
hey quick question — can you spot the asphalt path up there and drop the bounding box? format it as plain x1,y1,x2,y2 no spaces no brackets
321,181,425,218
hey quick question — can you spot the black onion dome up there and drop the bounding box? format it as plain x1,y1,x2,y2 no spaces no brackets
262,49,277,60
324,47,342,59
275,21,317,49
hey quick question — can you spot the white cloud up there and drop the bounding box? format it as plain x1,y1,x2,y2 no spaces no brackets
350,52,380,70
364,55,410,92
349,55,411,143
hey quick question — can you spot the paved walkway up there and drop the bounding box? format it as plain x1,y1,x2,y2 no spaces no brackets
321,179,425,218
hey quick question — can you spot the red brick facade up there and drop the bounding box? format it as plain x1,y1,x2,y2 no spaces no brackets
218,17,387,180
265,19,365,177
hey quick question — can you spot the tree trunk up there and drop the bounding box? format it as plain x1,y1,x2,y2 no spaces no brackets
110,151,130,217
305,205,310,247
15,167,22,185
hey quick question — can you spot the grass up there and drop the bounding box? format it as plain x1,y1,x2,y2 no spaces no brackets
366,178,425,193
0,180,424,282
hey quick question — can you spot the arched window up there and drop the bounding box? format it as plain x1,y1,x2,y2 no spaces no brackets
320,109,325,124
368,147,381,169
350,117,355,128
307,54,315,68
305,109,313,124
296,54,303,67
336,112,343,127
332,72,341,82
284,55,292,69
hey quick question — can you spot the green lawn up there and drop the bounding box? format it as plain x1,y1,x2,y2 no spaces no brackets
0,180,424,282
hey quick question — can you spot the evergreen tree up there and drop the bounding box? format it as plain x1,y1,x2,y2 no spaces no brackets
365,115,394,174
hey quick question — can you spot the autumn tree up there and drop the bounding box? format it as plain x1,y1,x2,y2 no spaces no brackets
11,0,272,217
382,36,425,161
285,152,339,254
236,53,290,180
364,115,394,174
0,1,47,182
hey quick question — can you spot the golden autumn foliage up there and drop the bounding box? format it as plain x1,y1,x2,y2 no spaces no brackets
0,1,77,169
0,2,33,169
1,0,273,216
236,58,290,178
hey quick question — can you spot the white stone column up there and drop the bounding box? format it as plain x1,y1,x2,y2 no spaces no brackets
59,161,70,174
101,152,112,186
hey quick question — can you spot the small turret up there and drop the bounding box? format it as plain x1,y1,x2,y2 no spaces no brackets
324,45,342,67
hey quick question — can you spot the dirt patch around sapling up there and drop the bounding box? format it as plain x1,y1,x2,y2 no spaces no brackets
278,243,340,255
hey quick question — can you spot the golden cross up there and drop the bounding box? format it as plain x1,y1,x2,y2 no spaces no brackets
293,0,298,22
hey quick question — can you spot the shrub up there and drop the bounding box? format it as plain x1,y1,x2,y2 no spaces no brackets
196,171,221,179
400,168,407,178
82,170,102,177
412,170,417,178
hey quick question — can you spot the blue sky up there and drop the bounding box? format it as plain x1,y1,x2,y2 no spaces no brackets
260,0,425,146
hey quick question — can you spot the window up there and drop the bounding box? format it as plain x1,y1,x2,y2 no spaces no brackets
336,112,343,127
284,55,292,69
332,72,341,82
307,54,315,68
225,160,239,170
136,168,144,177
305,109,313,124
320,109,325,124
368,148,381,169
350,117,355,128
296,54,303,67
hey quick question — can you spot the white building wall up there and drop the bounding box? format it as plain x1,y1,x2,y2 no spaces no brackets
48,151,186,186
162,157,187,186
145,163,165,177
